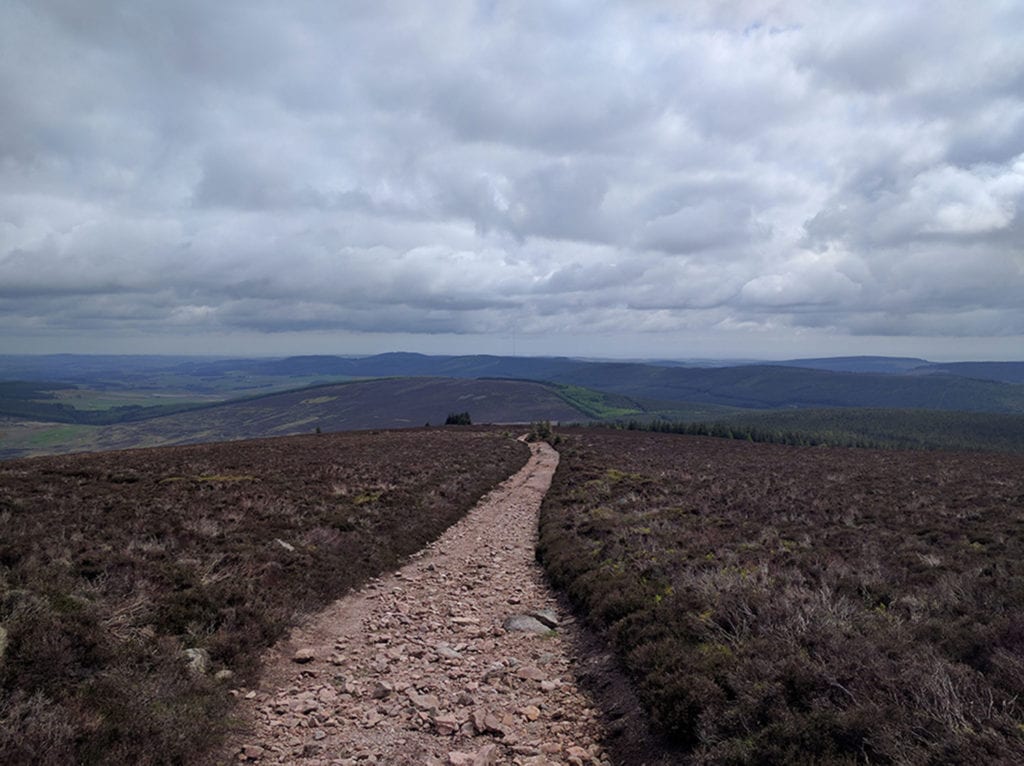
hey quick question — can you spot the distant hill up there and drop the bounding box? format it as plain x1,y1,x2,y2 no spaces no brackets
768,357,1024,385
768,356,929,374
912,361,1024,385
240,355,1024,412
570,364,1024,413
3,352,1024,419
714,408,1024,453
173,354,1024,412
0,377,590,458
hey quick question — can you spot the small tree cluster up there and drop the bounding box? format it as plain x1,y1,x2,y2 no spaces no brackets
445,411,472,425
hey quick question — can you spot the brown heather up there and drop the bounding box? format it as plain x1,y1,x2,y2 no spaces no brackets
538,428,1024,765
0,428,528,765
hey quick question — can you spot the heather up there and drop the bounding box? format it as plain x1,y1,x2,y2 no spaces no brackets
538,429,1024,764
0,429,528,764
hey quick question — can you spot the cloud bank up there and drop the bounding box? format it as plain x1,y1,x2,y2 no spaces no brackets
1,1,1022,358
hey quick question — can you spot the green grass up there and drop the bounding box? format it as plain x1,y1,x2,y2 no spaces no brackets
0,423,97,458
51,390,219,411
553,384,643,419
136,372,356,394
22,424,94,448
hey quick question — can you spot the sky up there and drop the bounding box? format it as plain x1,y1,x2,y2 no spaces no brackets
1,1,1023,361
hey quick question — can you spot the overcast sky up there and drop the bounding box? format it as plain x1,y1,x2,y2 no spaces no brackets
1,1,1022,361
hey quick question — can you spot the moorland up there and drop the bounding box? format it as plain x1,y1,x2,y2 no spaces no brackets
3,352,1024,764
539,429,1024,763
0,428,528,764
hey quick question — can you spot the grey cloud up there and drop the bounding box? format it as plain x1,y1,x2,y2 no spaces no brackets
804,158,1024,249
1,0,1022,358
193,146,332,211
637,200,761,255
845,309,1024,338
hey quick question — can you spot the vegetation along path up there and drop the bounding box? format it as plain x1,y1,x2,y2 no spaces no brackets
226,440,611,766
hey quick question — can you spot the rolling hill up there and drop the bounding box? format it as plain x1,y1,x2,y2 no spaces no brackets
4,353,1024,461
4,352,1024,414
0,377,590,459
767,355,930,374
218,354,1024,413
912,361,1024,384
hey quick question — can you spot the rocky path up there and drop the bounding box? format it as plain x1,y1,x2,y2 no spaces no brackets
227,440,611,766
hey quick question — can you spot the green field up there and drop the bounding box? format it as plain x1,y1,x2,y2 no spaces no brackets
50,389,220,411
553,384,644,419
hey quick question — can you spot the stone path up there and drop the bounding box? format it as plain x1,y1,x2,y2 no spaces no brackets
226,440,611,766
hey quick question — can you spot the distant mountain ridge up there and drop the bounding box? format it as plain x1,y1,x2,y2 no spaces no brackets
913,361,1024,384
767,356,930,374
768,356,1024,384
223,353,1024,413
2,352,1023,416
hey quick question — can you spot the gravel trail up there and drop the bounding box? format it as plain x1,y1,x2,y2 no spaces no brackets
226,440,611,766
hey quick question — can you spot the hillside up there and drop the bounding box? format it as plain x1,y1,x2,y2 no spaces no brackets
768,355,929,374
609,408,1024,454
914,361,1024,384
717,407,1024,452
6,421,1024,764
769,357,1024,384
0,378,589,459
4,353,1024,416
216,354,1024,412
0,429,530,764
192,354,1024,413
4,354,1024,463
539,429,1024,763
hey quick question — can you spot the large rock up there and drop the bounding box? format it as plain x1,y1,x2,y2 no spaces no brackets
502,615,551,634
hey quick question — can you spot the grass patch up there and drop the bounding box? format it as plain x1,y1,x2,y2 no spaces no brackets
21,424,94,448
52,389,220,412
553,384,643,419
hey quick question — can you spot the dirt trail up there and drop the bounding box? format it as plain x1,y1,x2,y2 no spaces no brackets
226,440,611,766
